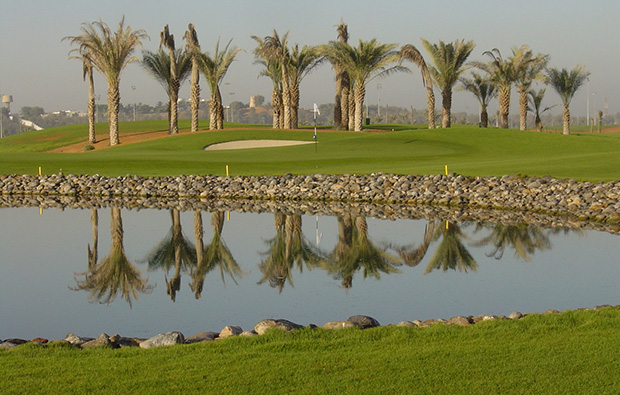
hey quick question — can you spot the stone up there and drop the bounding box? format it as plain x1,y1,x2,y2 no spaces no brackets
185,331,218,343
447,316,472,326
544,309,560,314
323,321,358,330
82,333,115,349
65,333,94,346
219,325,243,339
4,338,28,345
254,319,304,335
396,321,418,327
508,311,523,320
139,331,185,349
0,341,19,350
239,330,258,337
346,315,380,329
109,334,140,348
31,337,48,344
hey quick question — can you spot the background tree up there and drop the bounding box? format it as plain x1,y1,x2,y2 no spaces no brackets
183,24,201,133
399,43,435,129
198,38,242,130
63,41,97,144
288,45,323,128
160,25,181,135
333,21,350,130
421,38,475,128
527,88,554,132
252,35,283,129
547,65,590,135
263,30,293,129
65,18,148,146
459,72,497,127
514,50,549,130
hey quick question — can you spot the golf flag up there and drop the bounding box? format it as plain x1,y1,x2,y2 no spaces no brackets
313,103,320,115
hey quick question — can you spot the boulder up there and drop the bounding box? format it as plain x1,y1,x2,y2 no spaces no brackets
322,321,358,330
254,319,303,335
347,315,380,329
447,316,472,326
219,325,243,339
139,331,185,349
239,330,258,338
82,333,115,349
508,311,523,320
185,332,218,343
65,333,94,347
0,341,19,350
396,321,418,327
109,334,140,348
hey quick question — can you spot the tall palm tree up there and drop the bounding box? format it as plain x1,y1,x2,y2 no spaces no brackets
263,30,293,129
527,88,555,132
142,48,191,130
459,72,497,127
333,21,350,130
183,24,201,133
252,35,283,129
288,45,323,129
160,25,181,134
325,39,404,131
73,207,153,306
547,65,590,135
64,17,148,146
514,51,549,130
399,43,435,129
198,38,243,130
421,39,475,128
63,41,97,144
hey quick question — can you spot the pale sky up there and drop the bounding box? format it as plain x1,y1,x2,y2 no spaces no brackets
1,0,618,118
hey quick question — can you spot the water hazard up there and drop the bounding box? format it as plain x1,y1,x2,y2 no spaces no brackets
1,202,619,339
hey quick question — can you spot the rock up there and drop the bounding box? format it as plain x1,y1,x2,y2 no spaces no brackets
508,311,523,320
185,331,218,343
396,321,418,327
0,341,19,350
544,309,560,314
447,316,472,326
239,330,258,337
322,321,358,330
139,331,185,349
82,333,115,349
219,325,243,339
65,333,94,346
109,334,140,348
254,319,303,335
4,338,28,345
31,337,48,344
346,315,380,329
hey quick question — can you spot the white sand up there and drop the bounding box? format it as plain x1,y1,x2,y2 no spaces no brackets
204,139,315,151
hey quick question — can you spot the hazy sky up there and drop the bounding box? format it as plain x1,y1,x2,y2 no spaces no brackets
1,0,618,118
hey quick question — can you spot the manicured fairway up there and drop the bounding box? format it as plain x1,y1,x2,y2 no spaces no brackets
1,121,619,181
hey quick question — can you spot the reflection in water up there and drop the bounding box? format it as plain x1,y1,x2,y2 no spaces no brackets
144,210,196,301
425,221,477,274
72,207,154,306
472,223,552,262
70,207,585,306
325,214,401,289
259,213,324,292
190,211,243,299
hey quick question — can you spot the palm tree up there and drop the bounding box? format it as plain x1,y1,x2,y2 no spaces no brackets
64,18,148,146
198,38,243,130
288,45,323,129
547,65,590,135
183,24,201,133
528,88,555,132
263,30,293,129
399,43,435,129
141,48,191,131
144,210,197,301
514,51,549,130
459,72,497,127
63,41,97,143
421,38,475,128
160,25,181,134
73,207,153,306
252,35,283,129
325,39,404,131
333,21,350,130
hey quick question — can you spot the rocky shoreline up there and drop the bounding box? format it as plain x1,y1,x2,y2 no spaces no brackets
1,307,615,350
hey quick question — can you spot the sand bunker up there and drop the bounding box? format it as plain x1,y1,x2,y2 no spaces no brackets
204,139,314,151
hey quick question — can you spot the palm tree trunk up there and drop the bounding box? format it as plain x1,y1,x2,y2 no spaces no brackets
87,69,97,144
354,84,365,132
441,88,452,128
88,208,98,270
215,87,224,129
107,84,121,146
535,114,542,132
426,85,435,129
499,83,510,129
341,78,350,130
563,106,570,135
481,106,488,128
111,207,123,247
189,59,200,133
271,88,281,129
519,89,528,131
209,97,218,131
169,77,179,135
334,66,343,130
290,82,300,129
194,211,204,268
282,76,292,129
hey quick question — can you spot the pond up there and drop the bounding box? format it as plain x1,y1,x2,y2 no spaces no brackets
1,202,619,340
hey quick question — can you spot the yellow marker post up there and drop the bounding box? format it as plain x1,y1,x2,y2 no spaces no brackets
445,165,449,175
227,211,230,222
38,166,42,176
226,165,229,177
40,206,43,215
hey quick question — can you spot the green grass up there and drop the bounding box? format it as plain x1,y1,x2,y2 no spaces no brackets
2,308,620,394
1,120,620,181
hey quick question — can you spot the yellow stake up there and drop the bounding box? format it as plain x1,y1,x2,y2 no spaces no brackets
445,165,449,175
38,166,42,176
40,206,43,215
227,211,230,221
226,165,229,177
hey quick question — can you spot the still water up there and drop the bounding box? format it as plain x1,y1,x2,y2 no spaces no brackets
1,205,619,340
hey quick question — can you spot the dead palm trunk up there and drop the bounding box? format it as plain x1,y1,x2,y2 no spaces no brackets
562,106,571,135
519,89,528,130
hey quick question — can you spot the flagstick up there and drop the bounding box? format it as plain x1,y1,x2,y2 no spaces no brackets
313,103,318,153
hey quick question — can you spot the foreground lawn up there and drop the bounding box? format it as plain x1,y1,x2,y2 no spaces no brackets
2,308,619,394
1,121,620,181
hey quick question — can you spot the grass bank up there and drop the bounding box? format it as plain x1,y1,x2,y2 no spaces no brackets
2,308,620,393
1,121,620,181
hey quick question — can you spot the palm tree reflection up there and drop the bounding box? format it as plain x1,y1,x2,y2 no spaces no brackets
473,223,551,262
73,207,154,307
425,220,477,274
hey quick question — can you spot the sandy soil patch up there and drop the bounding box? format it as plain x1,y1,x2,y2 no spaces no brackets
204,139,314,151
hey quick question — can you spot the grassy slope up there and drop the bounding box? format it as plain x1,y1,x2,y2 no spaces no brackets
2,308,620,394
1,120,619,181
